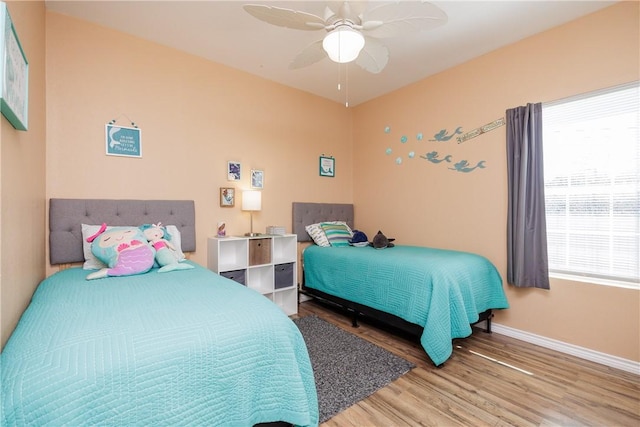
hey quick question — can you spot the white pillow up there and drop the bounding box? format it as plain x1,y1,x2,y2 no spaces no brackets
305,221,352,247
81,224,186,270
164,225,186,261
81,224,109,270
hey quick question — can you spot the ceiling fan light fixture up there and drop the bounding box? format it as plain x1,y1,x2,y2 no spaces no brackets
322,25,365,63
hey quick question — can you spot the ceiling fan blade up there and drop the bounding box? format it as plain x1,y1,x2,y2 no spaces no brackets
323,5,337,23
243,4,326,30
326,1,367,21
356,37,389,74
361,1,447,38
289,40,327,70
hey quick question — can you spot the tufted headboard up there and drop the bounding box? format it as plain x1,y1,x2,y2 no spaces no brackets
49,199,196,265
292,202,354,242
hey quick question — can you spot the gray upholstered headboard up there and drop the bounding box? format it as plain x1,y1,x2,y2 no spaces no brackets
49,199,196,265
292,202,354,242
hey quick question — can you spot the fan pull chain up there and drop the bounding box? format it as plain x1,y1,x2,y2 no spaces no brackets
345,64,349,108
335,63,349,108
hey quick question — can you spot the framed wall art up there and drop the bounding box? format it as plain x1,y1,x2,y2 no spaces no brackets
251,169,264,189
220,187,235,207
319,155,335,177
0,3,29,131
105,124,142,158
227,161,241,181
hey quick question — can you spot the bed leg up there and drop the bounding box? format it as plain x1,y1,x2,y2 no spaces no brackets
485,311,494,333
351,310,360,328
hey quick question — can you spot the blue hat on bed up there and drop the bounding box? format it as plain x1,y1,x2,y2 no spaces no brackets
349,230,368,247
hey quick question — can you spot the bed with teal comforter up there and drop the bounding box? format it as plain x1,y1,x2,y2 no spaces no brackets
303,245,509,366
1,262,318,427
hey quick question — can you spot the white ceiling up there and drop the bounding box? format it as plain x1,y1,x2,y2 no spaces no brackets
45,0,616,106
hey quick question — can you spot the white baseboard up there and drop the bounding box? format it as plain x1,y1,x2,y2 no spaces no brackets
491,323,640,375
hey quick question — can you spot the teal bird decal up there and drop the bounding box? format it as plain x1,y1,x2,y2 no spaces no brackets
429,127,463,142
420,151,452,163
449,160,486,173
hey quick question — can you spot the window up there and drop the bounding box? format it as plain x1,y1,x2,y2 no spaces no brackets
542,82,639,287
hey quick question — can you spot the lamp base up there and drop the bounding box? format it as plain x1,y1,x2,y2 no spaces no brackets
244,232,261,237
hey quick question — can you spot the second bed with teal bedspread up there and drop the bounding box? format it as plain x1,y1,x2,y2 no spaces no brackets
1,262,318,427
303,245,509,366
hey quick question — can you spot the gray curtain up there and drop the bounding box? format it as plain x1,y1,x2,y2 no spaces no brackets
506,103,550,289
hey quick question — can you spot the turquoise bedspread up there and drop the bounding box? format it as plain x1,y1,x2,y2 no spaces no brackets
1,262,318,427
304,245,509,366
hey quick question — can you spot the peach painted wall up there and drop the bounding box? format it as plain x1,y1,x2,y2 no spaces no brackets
45,12,352,276
0,1,46,348
2,2,637,365
352,2,639,362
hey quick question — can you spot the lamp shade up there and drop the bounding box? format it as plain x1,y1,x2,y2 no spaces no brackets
322,25,365,63
242,190,262,211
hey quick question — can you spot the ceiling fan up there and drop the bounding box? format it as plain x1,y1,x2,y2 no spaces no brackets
243,1,447,74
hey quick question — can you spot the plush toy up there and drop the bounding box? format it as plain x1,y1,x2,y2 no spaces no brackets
140,223,194,273
85,223,156,280
369,230,395,249
348,230,369,247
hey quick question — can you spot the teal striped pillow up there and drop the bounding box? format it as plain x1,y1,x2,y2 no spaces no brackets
320,223,352,247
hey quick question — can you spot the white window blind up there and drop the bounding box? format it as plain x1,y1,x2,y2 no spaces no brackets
542,82,639,286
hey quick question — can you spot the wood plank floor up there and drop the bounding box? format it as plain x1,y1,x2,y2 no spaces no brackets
296,300,640,427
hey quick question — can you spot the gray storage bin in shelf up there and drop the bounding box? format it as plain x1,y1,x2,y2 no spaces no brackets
274,262,294,289
220,269,246,285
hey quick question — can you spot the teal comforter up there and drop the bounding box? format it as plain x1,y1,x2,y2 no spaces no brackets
304,245,509,366
1,262,318,427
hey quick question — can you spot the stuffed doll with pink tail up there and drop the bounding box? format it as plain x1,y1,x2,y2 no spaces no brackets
141,223,194,273
85,223,156,280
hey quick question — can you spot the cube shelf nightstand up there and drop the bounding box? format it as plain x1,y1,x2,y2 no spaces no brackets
207,234,298,315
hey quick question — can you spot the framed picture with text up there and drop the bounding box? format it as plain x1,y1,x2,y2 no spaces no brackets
0,3,29,131
105,125,142,158
319,156,335,177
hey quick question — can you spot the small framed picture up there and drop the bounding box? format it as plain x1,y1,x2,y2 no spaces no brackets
227,161,241,181
220,187,235,207
251,169,264,189
105,124,142,158
0,4,29,131
319,156,335,177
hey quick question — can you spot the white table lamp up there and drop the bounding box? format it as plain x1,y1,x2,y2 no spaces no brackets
242,190,262,237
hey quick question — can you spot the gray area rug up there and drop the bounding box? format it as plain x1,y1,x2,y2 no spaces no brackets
294,315,415,423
